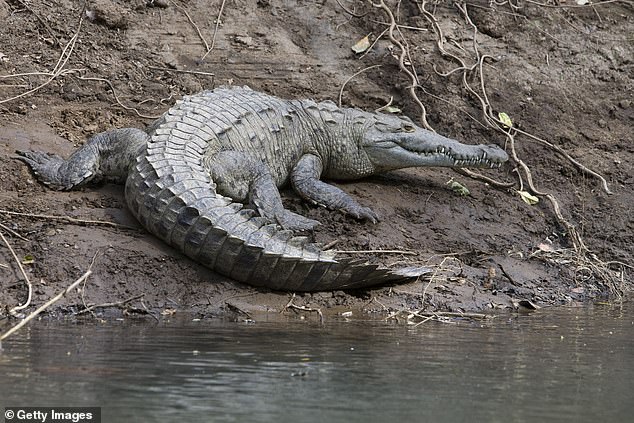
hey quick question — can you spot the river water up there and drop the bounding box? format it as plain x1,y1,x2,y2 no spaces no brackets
0,303,632,422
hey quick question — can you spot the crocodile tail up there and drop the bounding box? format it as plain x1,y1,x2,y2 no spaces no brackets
125,148,429,292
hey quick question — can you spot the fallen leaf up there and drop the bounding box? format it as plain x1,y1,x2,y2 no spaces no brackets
351,34,371,54
498,112,513,128
22,254,35,265
518,190,539,205
537,243,554,252
383,105,402,114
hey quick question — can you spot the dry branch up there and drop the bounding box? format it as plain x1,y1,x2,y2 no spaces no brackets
0,229,33,315
0,209,138,230
203,0,228,60
75,294,145,315
0,270,92,344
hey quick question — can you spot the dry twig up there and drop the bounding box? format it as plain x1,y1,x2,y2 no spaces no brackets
0,229,33,316
0,209,138,230
9,0,61,46
0,222,28,242
335,249,418,256
76,75,161,120
75,294,145,315
201,0,228,60
282,294,324,323
0,13,83,105
338,65,382,107
148,66,215,79
169,0,210,52
0,270,92,345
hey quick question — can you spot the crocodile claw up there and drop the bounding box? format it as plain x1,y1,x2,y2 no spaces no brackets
348,205,380,224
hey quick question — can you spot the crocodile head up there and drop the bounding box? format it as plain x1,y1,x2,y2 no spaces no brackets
361,113,508,173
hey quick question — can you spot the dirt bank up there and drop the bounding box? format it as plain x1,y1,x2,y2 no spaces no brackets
0,0,631,321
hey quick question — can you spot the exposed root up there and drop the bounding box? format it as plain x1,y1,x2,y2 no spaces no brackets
335,0,625,301
371,0,434,131
418,0,621,296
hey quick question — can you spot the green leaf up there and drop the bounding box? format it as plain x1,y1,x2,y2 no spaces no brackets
22,254,35,265
447,180,470,196
351,34,371,54
518,190,539,205
498,112,513,128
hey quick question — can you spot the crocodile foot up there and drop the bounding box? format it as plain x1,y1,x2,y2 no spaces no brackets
345,205,380,224
274,209,320,231
15,150,71,190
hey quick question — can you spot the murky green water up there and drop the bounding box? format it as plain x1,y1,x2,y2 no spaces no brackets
0,304,632,422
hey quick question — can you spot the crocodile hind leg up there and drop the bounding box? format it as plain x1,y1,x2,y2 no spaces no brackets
291,153,379,223
16,128,148,190
206,150,320,231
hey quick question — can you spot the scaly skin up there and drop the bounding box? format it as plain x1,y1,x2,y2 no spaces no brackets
17,86,508,291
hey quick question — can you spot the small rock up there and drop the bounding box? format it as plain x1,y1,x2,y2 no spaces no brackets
234,35,254,47
597,119,607,128
618,99,631,109
147,0,169,8
86,0,130,30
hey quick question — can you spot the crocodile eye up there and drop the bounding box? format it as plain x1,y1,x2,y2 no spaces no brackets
401,124,416,133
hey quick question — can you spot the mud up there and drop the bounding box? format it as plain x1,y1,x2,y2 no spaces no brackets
0,0,632,321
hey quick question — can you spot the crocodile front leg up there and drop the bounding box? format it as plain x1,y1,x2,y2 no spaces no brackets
207,150,320,231
291,154,379,223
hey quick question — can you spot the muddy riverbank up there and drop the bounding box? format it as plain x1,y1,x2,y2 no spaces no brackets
1,0,631,320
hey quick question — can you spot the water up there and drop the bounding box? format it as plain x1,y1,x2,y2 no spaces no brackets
0,304,632,422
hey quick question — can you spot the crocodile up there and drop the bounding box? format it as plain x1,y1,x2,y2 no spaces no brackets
17,86,508,291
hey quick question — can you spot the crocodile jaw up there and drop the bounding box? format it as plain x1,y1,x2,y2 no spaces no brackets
363,126,509,172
